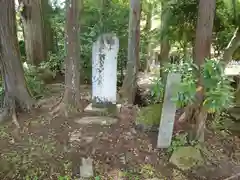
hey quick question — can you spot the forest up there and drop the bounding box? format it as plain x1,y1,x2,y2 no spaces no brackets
0,0,240,179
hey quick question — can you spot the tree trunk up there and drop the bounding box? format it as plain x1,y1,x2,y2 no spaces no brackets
42,0,54,53
223,27,240,64
145,3,153,72
0,0,34,121
100,0,110,34
121,0,141,104
159,1,171,79
159,40,171,76
63,0,81,109
190,0,216,142
19,0,50,65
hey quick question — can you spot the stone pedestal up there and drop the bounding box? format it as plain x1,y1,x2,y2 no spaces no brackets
84,103,121,116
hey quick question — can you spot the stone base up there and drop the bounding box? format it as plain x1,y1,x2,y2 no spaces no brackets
84,103,108,113
84,103,121,116
75,116,118,125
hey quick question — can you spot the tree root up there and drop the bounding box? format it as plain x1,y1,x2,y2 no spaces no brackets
223,172,240,180
178,111,186,123
12,108,20,129
48,94,68,118
50,101,68,118
0,107,20,129
49,91,83,118
50,100,83,118
49,94,64,111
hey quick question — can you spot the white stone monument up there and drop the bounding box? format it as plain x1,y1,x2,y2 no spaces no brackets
85,33,119,112
157,73,181,148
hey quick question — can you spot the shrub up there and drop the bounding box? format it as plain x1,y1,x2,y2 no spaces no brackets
23,63,46,99
152,58,234,114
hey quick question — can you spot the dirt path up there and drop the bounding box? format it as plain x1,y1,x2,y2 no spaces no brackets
0,82,239,179
0,105,191,179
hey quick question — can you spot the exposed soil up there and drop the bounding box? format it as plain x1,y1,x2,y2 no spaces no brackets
0,83,239,180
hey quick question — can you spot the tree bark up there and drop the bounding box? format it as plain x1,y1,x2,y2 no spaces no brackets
190,0,216,142
42,0,54,53
0,0,34,121
100,0,110,34
19,0,52,65
63,0,81,109
159,1,171,79
159,40,171,77
145,3,153,72
121,0,141,104
223,27,240,64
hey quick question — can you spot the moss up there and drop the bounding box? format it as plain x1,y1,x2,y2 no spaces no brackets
136,104,162,126
169,146,204,170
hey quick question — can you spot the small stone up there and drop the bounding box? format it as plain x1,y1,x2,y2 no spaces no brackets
119,153,126,165
130,128,137,134
83,136,94,143
123,132,133,140
144,155,150,163
80,157,93,178
98,132,103,136
69,130,82,142
169,146,204,171
9,138,15,144
125,152,132,162
102,120,107,125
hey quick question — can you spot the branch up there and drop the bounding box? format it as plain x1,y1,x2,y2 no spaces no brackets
223,27,240,64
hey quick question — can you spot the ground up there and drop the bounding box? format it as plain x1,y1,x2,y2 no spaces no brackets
0,75,240,180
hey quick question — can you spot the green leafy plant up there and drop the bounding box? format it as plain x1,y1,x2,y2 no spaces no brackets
120,170,141,180
95,176,101,180
0,126,10,139
140,164,155,178
201,59,234,113
25,175,38,180
151,77,164,103
165,59,198,107
58,175,71,180
167,133,188,153
152,58,234,114
23,64,45,99
40,52,64,75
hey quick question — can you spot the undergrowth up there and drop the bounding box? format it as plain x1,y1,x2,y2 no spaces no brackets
24,63,46,99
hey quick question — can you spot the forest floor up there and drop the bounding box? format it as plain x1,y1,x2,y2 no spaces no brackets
0,74,240,180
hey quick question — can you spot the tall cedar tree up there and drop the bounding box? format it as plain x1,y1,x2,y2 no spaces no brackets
19,0,53,65
52,0,82,117
121,0,141,104
0,0,34,124
186,0,216,141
